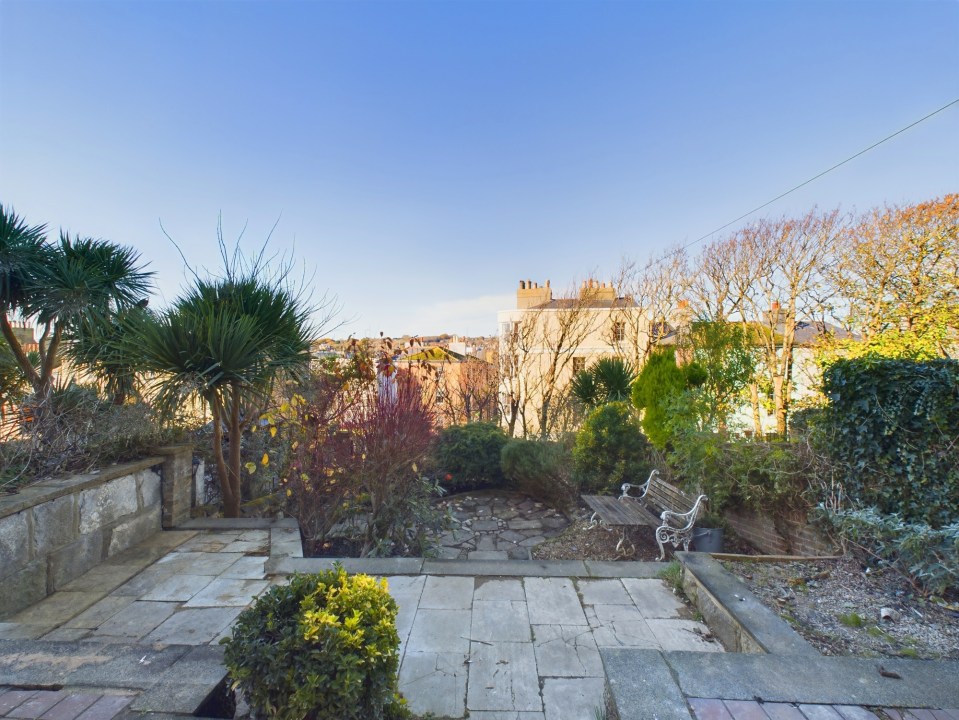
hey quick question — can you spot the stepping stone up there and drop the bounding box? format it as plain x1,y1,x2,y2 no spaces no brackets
469,551,509,560
509,519,543,531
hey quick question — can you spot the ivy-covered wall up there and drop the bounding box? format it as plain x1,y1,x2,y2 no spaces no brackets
819,358,959,527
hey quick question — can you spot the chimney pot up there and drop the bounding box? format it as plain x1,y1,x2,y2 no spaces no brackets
546,280,550,288
519,280,526,289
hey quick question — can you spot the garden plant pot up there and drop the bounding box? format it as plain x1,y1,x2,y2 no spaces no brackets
692,527,724,553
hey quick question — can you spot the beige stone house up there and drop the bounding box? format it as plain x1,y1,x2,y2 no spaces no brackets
496,278,654,438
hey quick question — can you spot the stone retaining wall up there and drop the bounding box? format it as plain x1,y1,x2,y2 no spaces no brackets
724,506,836,556
0,445,193,618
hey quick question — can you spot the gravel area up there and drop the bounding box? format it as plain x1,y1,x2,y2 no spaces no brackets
724,555,959,659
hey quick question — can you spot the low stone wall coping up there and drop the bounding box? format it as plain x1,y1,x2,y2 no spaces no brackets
0,457,166,520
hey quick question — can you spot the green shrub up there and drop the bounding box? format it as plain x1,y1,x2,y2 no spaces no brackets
817,359,959,526
572,402,652,493
631,347,702,449
667,432,813,515
500,438,576,510
223,568,410,720
434,421,509,492
817,507,959,597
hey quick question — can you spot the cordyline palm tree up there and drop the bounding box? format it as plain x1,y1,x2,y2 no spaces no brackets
126,253,316,518
571,356,637,409
0,204,153,401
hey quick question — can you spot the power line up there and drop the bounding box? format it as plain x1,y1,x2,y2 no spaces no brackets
667,97,959,258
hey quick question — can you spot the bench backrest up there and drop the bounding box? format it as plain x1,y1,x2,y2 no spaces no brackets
644,475,697,515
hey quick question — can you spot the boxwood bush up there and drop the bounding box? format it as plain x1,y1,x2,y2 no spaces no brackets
222,568,409,720
573,402,652,493
500,438,576,510
433,421,509,492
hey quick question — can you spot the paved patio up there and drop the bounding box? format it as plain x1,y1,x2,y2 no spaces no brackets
0,523,957,719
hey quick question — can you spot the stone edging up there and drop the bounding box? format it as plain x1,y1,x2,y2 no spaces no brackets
0,457,165,519
675,551,817,655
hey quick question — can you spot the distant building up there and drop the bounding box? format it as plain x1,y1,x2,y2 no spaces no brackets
396,345,497,427
496,278,654,437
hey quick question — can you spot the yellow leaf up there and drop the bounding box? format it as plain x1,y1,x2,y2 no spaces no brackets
270,426,277,438
244,462,256,475
286,488,292,497
261,453,270,467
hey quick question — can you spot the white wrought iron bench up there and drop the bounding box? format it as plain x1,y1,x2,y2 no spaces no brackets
581,469,708,560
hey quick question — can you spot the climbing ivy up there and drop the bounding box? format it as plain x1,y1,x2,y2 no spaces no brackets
818,359,959,526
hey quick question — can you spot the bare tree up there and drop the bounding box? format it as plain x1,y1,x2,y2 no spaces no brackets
498,283,603,438
610,247,692,368
829,194,958,358
737,210,842,436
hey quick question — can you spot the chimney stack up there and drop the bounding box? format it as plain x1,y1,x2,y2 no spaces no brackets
516,278,553,308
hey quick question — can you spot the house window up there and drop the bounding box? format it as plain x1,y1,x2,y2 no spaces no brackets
572,357,586,374
611,321,625,342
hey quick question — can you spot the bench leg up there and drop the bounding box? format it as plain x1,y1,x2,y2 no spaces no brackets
588,512,611,531
655,526,669,561
615,528,634,556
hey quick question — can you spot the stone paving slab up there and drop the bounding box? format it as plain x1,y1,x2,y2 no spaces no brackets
182,579,268,608
525,578,587,626
87,601,178,642
584,560,664,578
423,559,588,577
541,677,607,720
0,640,189,689
471,600,532,642
406,609,472,654
419,576,475,610
63,597,136,630
9,593,103,628
140,607,244,646
622,577,687,619
664,652,959,708
265,556,424,576
398,651,468,718
466,641,541,713
602,648,694,720
531,624,604,677
128,646,229,715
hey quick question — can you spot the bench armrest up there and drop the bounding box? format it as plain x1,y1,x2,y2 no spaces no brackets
658,494,708,532
619,469,660,500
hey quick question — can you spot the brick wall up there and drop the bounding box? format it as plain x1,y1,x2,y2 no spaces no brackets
724,506,836,556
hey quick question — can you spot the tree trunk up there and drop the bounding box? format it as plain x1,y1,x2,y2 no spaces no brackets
773,374,786,437
226,384,244,518
211,398,240,518
749,383,763,436
0,315,41,391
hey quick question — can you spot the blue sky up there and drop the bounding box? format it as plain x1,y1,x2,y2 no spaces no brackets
1,0,957,338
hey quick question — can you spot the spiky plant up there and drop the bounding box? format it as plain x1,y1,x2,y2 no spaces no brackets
0,204,153,400
125,252,316,517
571,356,637,409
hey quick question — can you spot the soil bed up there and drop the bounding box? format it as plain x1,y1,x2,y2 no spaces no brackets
532,501,756,562
724,555,959,659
